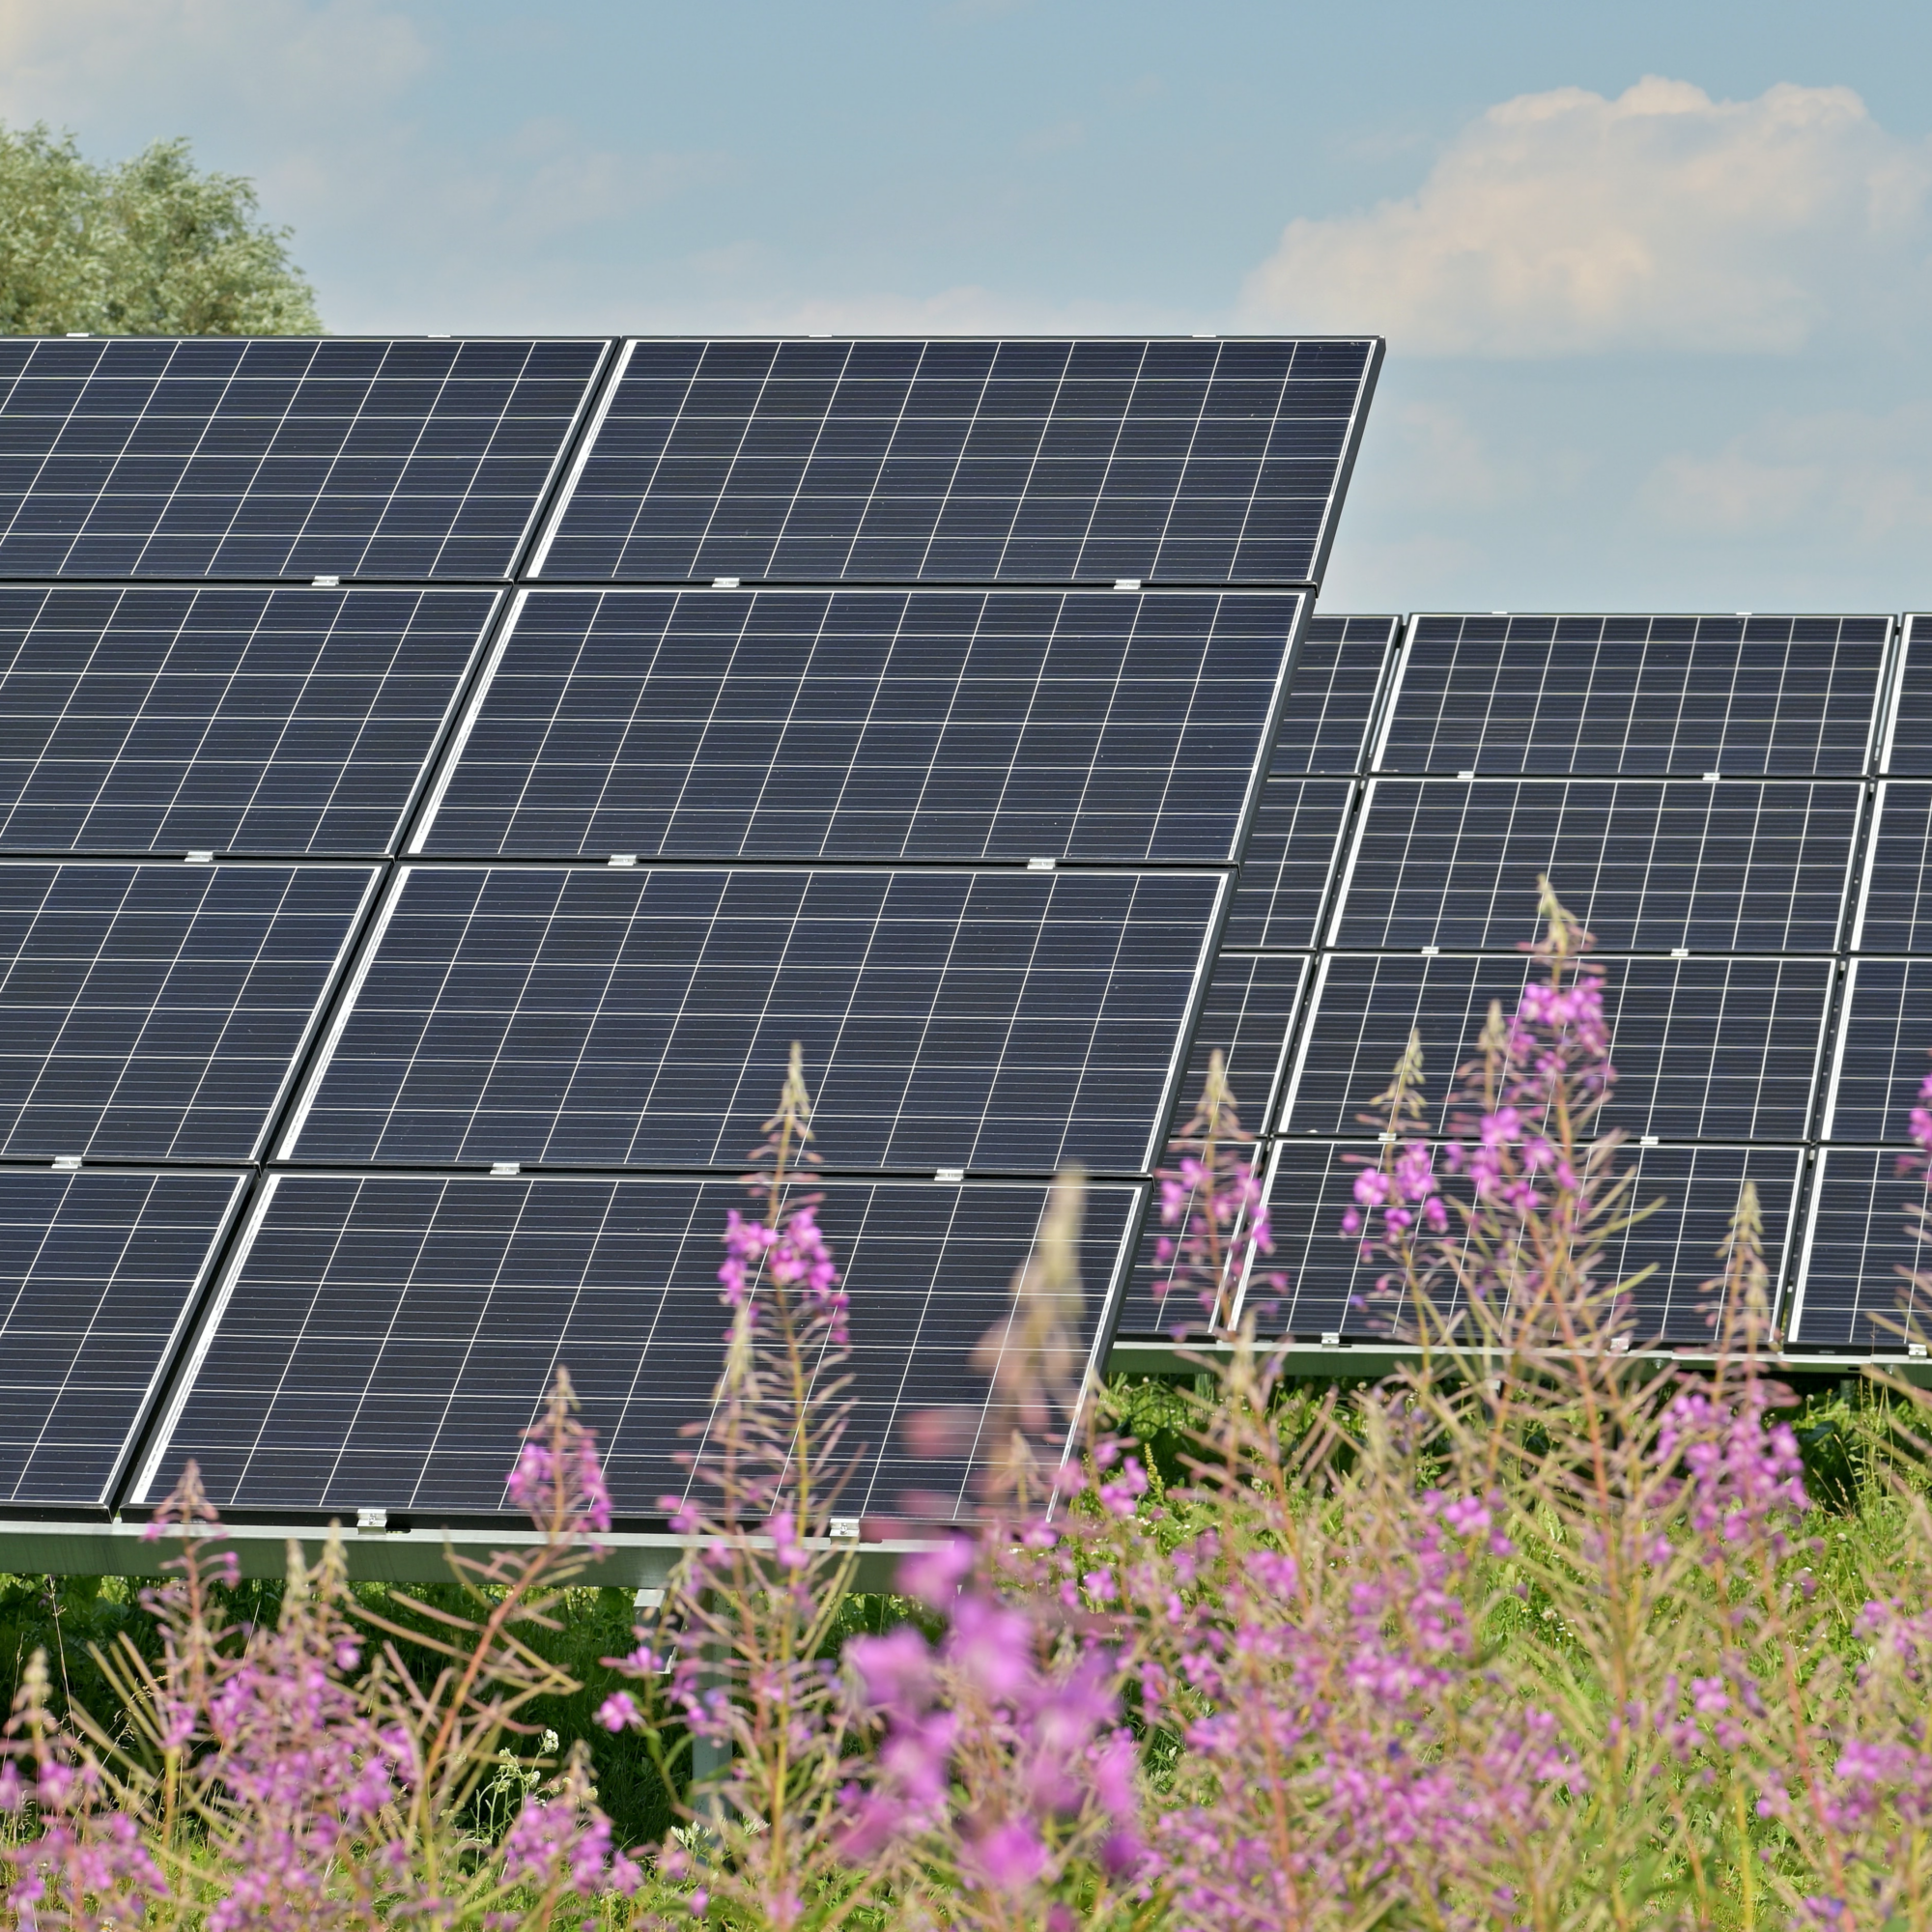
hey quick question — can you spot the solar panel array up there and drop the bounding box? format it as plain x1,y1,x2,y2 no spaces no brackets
1119,611,1932,1354
0,332,1381,1529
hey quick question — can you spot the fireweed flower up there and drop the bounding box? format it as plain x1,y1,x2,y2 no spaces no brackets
839,1553,1144,1906
1349,879,1635,1346
28,909,1932,1929
1152,1049,1280,1333
601,1044,902,1925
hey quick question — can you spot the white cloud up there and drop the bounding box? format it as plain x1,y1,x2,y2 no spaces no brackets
1242,76,1932,355
0,1,738,329
675,277,1193,338
1638,404,1932,544
0,0,435,265
1377,401,1512,512
0,0,431,133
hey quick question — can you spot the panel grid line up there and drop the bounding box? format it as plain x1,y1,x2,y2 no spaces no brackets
533,338,1378,587
410,587,1302,866
1,1168,246,1506
7,1171,150,1493
0,338,605,582
0,585,495,857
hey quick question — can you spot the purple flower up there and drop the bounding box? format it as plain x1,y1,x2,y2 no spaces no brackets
847,1626,936,1717
969,1818,1046,1895
596,1691,641,1732
898,1536,975,1607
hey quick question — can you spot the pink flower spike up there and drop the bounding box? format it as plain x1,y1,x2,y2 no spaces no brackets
898,1536,975,1606
597,1691,642,1732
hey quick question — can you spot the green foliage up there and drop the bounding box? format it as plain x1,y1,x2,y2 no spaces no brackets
0,1575,671,1848
0,123,323,335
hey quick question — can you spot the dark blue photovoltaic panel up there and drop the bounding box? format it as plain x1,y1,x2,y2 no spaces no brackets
136,1173,1138,1519
0,584,493,855
1249,1139,1803,1345
1882,615,1932,774
0,862,376,1159
1792,1149,1927,1349
1269,613,1397,775
1223,779,1351,948
417,586,1299,863
1169,950,1306,1139
286,864,1220,1175
1380,615,1889,777
1337,779,1858,953
1283,952,1830,1142
0,337,603,581
533,336,1378,586
1821,958,1932,1144
2,1168,245,1504
1854,784,1932,952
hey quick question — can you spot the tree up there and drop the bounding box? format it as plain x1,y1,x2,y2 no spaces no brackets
0,124,323,335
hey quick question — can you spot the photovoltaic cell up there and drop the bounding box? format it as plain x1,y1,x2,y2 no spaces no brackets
0,862,377,1159
1821,958,1932,1143
533,336,1378,586
1253,1139,1803,1345
1223,779,1352,949
1881,615,1932,774
1169,951,1307,1137
1336,779,1858,953
0,585,494,855
415,586,1300,864
0,337,603,581
136,1172,1138,1520
1853,783,1932,951
1379,615,1889,777
285,864,1221,1175
1283,952,1831,1142
1,1167,245,1505
1269,613,1397,775
1792,1149,1928,1350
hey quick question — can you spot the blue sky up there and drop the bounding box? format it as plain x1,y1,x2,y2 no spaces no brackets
5,0,1931,612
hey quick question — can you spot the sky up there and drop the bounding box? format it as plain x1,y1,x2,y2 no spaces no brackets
2,0,1930,614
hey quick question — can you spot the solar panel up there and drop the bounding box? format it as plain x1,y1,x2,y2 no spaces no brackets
1819,958,1932,1143
0,862,377,1159
0,337,604,581
1108,952,1312,1337
282,863,1221,1175
1270,613,1397,775
1282,952,1831,1142
530,337,1379,586
1852,783,1932,951
1170,951,1307,1134
134,1171,1139,1520
1,1167,246,1505
1378,615,1889,777
1334,779,1858,953
0,332,1389,1532
1222,779,1352,948
1249,1138,1804,1345
1880,614,1932,773
412,586,1301,864
0,584,494,856
1790,1148,1931,1349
